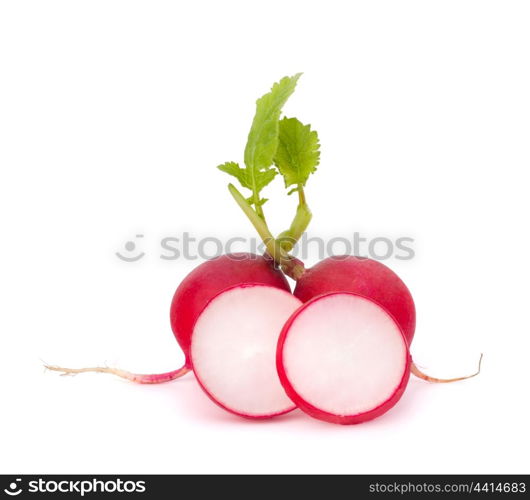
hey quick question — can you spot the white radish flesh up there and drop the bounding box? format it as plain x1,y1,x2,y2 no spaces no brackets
191,284,302,418
277,292,411,424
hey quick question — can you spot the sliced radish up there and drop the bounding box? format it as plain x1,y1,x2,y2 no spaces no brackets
277,292,411,424
191,284,302,419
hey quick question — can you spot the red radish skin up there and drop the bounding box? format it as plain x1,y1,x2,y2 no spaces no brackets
294,256,416,345
191,284,301,419
277,292,411,425
46,253,289,384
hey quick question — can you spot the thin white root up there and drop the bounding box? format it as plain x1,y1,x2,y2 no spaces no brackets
44,364,191,384
411,353,483,383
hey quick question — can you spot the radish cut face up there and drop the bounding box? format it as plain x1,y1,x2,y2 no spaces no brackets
277,292,411,424
191,284,302,418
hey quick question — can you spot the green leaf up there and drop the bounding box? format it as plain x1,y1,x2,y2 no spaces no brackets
274,117,320,191
217,162,252,190
218,74,301,210
254,168,277,192
244,74,302,172
217,161,277,196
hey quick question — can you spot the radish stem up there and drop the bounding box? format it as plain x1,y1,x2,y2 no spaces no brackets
278,192,312,252
228,183,305,280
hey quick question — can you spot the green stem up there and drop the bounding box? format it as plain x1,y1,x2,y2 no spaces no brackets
277,185,312,252
253,190,266,220
298,184,306,205
227,184,305,280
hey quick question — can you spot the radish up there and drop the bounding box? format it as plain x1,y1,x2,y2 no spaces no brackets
46,253,290,384
294,256,416,344
277,292,411,424
45,74,308,392
191,283,301,418
277,292,482,425
45,253,290,384
170,253,290,368
292,258,481,386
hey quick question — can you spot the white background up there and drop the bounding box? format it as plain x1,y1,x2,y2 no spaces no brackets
1,1,529,474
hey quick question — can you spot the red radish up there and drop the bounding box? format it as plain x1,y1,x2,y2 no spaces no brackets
277,292,411,424
46,253,290,384
294,256,416,345
191,283,301,418
170,253,290,368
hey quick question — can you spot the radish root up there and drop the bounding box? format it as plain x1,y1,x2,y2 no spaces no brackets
44,363,191,384
411,353,483,383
